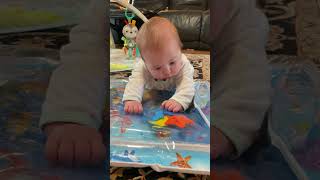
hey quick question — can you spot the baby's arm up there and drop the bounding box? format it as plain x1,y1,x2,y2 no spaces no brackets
122,61,146,113
40,0,107,129
39,0,107,166
212,0,270,158
169,56,195,111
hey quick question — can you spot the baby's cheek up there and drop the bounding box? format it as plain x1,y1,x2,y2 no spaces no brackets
150,71,159,78
174,64,182,74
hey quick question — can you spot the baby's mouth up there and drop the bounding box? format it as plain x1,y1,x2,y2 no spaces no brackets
155,78,168,81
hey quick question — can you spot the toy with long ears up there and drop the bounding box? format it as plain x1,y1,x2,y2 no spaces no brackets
121,19,139,59
112,0,146,59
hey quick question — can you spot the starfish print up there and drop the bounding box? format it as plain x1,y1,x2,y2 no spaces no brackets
170,153,192,168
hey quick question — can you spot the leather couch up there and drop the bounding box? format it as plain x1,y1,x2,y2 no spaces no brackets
111,0,210,50
159,10,210,50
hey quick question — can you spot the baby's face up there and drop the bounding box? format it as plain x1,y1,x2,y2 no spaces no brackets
142,40,182,80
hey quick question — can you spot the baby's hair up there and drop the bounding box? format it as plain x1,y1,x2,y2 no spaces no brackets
136,16,183,53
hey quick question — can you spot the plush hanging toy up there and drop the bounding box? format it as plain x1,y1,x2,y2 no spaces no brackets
121,19,138,59
121,8,140,60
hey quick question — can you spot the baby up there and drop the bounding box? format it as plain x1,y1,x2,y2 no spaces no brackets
123,17,195,114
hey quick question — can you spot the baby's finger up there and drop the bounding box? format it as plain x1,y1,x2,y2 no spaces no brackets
57,139,74,167
90,140,106,165
172,106,181,112
164,101,172,109
124,104,129,113
133,104,139,114
127,105,133,114
45,136,59,165
167,103,175,111
161,101,167,108
74,140,91,166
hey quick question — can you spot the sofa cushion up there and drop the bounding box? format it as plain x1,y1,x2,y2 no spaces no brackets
134,0,169,12
169,0,208,10
199,10,210,50
159,10,202,43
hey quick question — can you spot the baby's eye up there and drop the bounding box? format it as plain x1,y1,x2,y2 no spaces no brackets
170,62,175,65
126,30,128,33
156,67,161,70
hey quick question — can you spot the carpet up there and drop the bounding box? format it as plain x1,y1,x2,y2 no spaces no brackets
262,0,320,70
263,0,298,56
110,53,210,82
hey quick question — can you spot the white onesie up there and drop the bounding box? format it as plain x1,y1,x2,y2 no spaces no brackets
122,54,195,110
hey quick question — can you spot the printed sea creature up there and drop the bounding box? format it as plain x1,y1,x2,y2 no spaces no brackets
197,135,204,141
0,149,26,170
112,97,121,105
170,152,192,168
110,109,120,117
120,116,132,134
166,115,195,128
149,109,174,121
148,115,194,129
148,116,169,128
163,110,175,116
151,110,164,121
155,128,171,139
7,112,33,137
294,122,311,135
111,150,141,163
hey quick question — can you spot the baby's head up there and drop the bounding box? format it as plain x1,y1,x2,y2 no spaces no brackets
136,17,183,80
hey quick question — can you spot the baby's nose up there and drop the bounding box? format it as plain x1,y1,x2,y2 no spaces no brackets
163,67,171,75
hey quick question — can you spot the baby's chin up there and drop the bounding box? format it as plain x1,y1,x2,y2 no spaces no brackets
152,74,176,80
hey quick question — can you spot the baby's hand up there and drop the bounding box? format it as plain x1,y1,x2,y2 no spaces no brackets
124,100,143,114
44,123,106,167
212,126,235,159
161,99,183,112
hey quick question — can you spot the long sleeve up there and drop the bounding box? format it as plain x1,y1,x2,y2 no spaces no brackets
212,0,271,157
39,0,107,130
122,60,146,102
170,55,195,110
